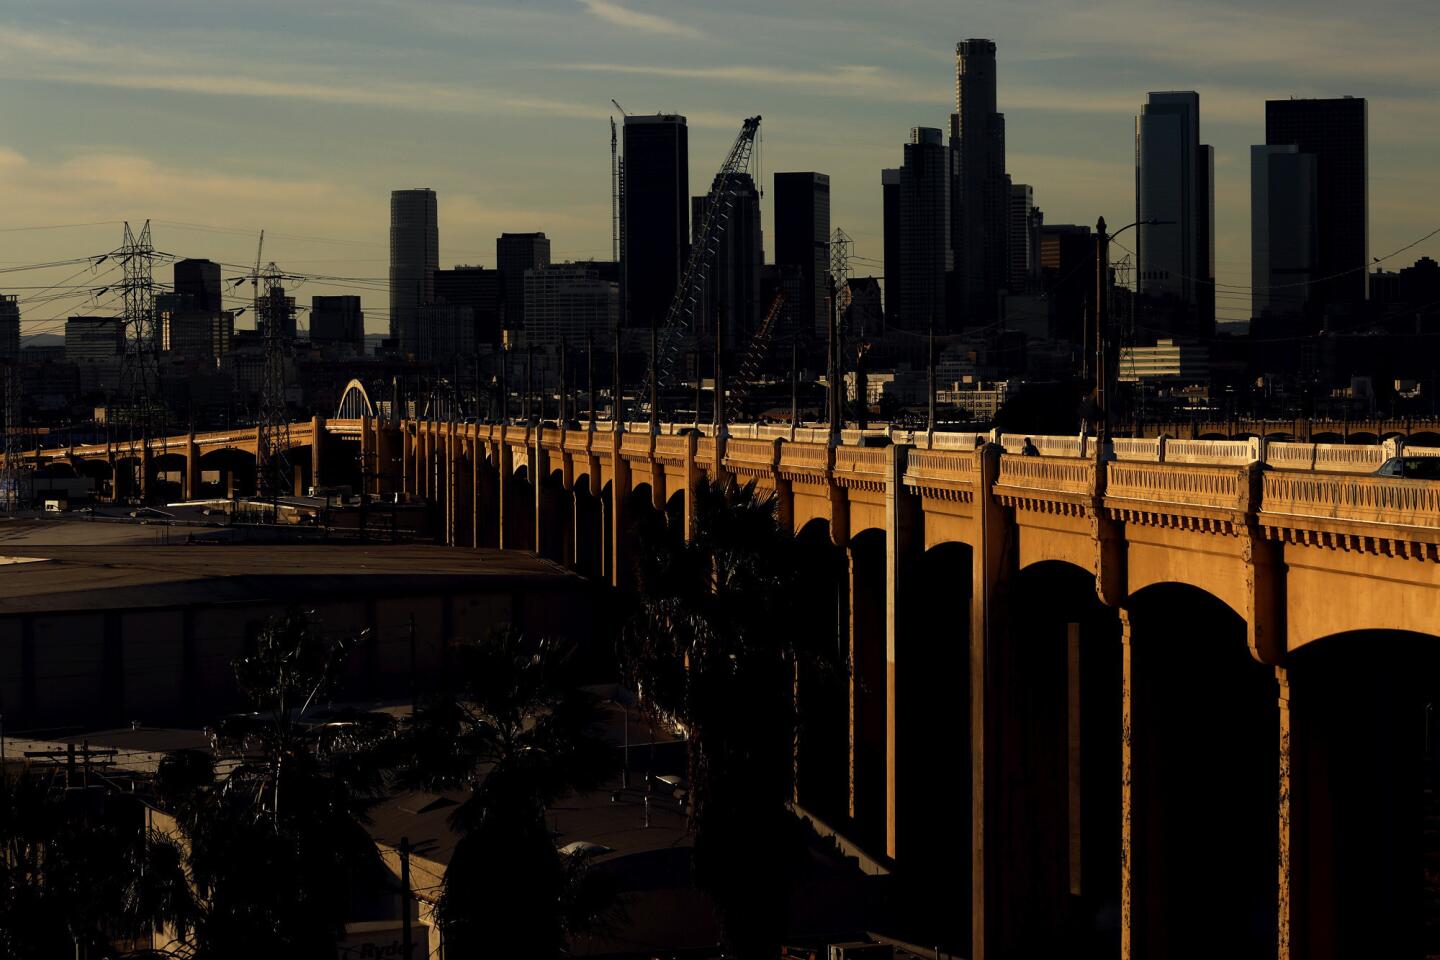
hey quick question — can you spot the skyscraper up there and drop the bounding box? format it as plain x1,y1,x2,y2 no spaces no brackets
310,295,366,353
435,265,504,348
1250,145,1317,321
1265,97,1369,310
1040,224,1093,342
692,172,763,348
1008,183,1042,292
896,128,951,331
623,114,689,330
773,172,831,337
881,168,901,321
951,39,1010,326
390,188,439,353
496,234,550,330
173,259,222,313
1135,91,1215,336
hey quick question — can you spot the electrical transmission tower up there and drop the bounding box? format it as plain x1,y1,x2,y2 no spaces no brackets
644,115,761,411
827,228,853,427
115,221,163,488
831,227,852,326
254,243,293,502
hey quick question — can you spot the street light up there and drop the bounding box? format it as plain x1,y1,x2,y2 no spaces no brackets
1093,217,1172,455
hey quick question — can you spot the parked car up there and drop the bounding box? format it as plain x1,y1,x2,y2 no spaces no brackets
1375,456,1440,479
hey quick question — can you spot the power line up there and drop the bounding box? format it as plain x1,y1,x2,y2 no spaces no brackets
1113,224,1440,293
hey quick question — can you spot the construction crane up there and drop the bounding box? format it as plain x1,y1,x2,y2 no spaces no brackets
610,116,621,264
727,290,785,419
645,115,762,412
611,101,628,328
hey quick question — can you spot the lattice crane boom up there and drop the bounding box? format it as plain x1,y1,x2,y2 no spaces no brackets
644,115,761,411
727,289,785,418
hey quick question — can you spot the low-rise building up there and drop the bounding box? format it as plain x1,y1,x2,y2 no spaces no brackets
1118,338,1211,384
938,376,1017,420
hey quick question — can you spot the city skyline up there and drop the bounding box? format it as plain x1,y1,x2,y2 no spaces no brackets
0,0,1437,339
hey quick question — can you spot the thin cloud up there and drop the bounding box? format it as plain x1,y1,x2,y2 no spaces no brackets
0,25,606,121
564,62,935,102
577,0,703,40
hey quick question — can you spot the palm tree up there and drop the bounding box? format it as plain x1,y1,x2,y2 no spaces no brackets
145,611,396,958
396,630,616,958
622,477,838,958
0,758,195,959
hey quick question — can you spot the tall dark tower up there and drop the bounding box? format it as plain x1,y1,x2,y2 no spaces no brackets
896,128,951,331
1136,91,1216,337
774,172,831,337
389,188,439,353
882,168,901,323
692,172,763,348
496,232,551,329
1265,97,1369,312
951,39,1010,327
622,114,689,330
173,259,221,312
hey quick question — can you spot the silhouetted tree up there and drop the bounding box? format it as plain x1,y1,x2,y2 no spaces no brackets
396,631,616,957
143,611,395,957
0,761,195,958
623,477,837,958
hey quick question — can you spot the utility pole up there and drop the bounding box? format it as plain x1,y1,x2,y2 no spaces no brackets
586,330,596,430
612,325,623,426
694,349,703,426
400,835,413,960
500,346,509,422
790,337,799,428
713,306,725,435
558,341,568,424
825,289,836,439
649,318,659,433
928,314,937,434
525,345,534,423
1095,216,1110,455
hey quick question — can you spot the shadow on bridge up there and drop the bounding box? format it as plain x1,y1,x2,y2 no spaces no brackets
1289,630,1440,959
1127,584,1276,960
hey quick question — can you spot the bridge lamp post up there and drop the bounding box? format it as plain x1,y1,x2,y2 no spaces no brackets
1094,217,1169,454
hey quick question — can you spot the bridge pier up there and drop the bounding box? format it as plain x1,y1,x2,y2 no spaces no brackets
496,431,512,550
610,441,631,589
184,434,199,500
139,442,151,502
311,415,324,491
845,529,886,847
533,427,549,558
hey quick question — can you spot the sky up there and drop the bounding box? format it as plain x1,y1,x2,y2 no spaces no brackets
0,0,1436,339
